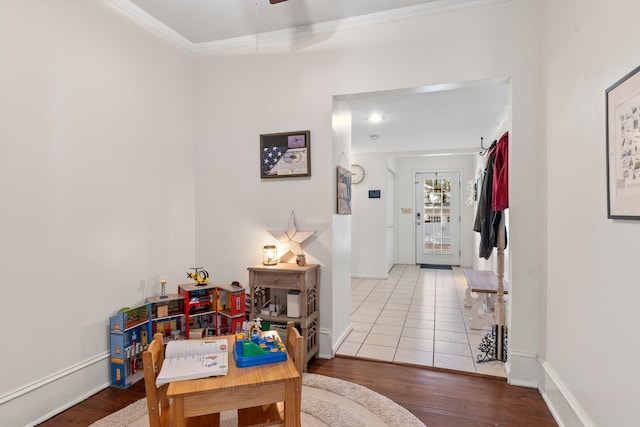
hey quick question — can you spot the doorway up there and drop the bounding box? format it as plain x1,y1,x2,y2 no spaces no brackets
415,171,461,266
335,79,509,376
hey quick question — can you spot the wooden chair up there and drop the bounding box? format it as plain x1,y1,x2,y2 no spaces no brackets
237,322,304,426
142,333,220,427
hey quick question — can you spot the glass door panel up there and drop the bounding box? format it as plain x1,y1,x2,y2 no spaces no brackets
415,172,460,265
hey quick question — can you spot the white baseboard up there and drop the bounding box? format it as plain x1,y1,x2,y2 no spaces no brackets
507,350,539,388
0,352,108,405
318,327,334,359
331,323,352,357
28,381,110,427
351,274,389,280
539,360,594,427
508,352,594,427
1,352,110,427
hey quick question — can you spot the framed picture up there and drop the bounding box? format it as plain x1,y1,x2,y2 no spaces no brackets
606,65,640,219
336,166,352,215
260,130,311,178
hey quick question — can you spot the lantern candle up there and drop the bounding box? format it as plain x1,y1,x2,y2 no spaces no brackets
263,245,277,266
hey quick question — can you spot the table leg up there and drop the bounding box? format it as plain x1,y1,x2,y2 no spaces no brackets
284,378,301,427
173,396,186,427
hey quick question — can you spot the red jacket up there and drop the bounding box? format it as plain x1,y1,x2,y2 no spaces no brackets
492,132,509,211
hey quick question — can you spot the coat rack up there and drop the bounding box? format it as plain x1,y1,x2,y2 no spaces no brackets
476,132,509,363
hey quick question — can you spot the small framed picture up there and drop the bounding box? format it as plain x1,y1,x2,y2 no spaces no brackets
336,166,352,214
260,131,311,179
606,65,640,219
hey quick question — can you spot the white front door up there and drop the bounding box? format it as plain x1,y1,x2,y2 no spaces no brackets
415,171,461,266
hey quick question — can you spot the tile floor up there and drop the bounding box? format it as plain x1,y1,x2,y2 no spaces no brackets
336,264,506,377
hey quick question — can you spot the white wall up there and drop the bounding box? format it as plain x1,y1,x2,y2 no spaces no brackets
0,2,196,426
330,100,353,354
192,0,543,397
15,0,627,425
192,49,338,354
350,152,393,278
540,1,640,425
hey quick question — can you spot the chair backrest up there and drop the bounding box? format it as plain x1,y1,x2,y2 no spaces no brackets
286,322,304,427
142,333,169,427
286,321,304,374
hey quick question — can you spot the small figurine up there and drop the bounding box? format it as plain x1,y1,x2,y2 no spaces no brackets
159,276,168,298
253,317,263,333
248,318,262,338
187,267,209,286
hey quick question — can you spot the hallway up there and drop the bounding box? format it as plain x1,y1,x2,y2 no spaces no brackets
337,264,506,377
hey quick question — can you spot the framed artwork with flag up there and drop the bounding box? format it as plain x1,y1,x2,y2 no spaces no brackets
260,130,311,179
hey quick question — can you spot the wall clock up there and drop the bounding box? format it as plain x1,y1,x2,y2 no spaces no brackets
351,164,365,184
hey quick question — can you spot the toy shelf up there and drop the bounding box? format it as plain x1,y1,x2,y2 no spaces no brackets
179,281,246,339
109,305,151,389
110,282,248,388
122,318,147,331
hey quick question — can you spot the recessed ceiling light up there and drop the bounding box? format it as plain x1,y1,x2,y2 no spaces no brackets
365,114,385,123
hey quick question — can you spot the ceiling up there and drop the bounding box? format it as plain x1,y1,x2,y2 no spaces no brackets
127,0,481,45
343,81,509,154
119,0,509,154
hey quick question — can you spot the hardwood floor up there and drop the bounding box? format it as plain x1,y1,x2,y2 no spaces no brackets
310,357,557,427
38,356,557,427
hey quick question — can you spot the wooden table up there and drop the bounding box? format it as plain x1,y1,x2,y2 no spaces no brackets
167,334,301,427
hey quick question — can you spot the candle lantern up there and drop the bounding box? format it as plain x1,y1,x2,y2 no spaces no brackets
263,245,277,266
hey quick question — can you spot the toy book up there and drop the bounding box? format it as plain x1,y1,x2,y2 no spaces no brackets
156,339,228,387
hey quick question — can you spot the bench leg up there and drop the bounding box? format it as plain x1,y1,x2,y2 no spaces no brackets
464,287,474,308
486,293,496,311
469,293,494,330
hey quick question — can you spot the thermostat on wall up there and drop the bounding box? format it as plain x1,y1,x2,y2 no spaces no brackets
368,190,381,198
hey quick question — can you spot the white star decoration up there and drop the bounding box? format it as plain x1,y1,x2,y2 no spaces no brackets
268,211,316,258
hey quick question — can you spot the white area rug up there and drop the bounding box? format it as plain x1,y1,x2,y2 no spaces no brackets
90,373,425,427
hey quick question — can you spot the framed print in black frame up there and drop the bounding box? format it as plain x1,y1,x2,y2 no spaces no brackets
260,130,311,179
606,65,640,219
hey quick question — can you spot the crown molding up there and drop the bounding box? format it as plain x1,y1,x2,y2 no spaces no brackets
106,0,195,53
108,0,510,54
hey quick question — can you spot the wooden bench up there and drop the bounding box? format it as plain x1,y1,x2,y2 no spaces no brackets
463,270,509,330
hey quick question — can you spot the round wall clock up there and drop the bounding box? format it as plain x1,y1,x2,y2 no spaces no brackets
351,164,365,184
